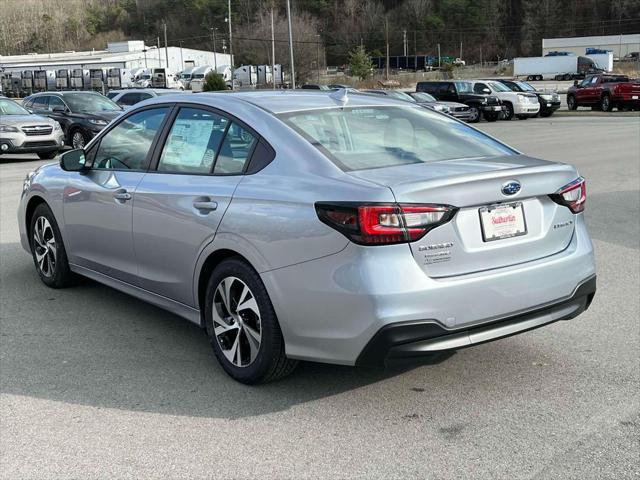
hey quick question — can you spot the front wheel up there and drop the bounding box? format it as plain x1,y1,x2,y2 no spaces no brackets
29,203,74,288
467,106,481,123
503,103,514,120
204,258,298,384
567,95,578,110
69,129,88,149
484,111,499,122
37,151,59,160
600,94,612,112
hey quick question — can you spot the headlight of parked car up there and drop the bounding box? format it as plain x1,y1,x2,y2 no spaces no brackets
0,124,19,133
540,94,552,100
88,119,108,126
53,121,62,131
517,94,527,103
432,104,450,113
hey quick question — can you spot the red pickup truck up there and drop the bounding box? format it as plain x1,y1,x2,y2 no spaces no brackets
567,74,640,111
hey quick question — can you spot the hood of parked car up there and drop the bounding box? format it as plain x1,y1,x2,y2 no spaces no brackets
0,114,57,126
438,101,469,108
73,110,122,121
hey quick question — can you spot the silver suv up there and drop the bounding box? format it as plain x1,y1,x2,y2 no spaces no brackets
0,97,64,159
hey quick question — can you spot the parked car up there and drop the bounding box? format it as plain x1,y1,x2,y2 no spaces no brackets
327,84,351,90
106,88,185,107
493,79,561,117
23,91,123,149
18,91,596,384
567,74,640,111
406,91,473,121
416,80,504,122
0,97,65,159
622,52,639,62
364,89,468,120
300,84,332,90
469,80,539,120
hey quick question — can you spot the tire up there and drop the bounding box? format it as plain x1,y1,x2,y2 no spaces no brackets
69,129,88,149
527,75,534,81
503,102,514,120
204,258,298,384
567,95,578,110
29,203,74,288
484,111,499,122
37,151,58,160
467,106,481,123
600,94,612,112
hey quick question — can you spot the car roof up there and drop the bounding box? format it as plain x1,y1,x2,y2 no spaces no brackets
28,91,102,97
141,90,421,115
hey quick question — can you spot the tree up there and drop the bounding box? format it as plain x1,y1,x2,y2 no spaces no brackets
348,45,373,80
202,72,227,91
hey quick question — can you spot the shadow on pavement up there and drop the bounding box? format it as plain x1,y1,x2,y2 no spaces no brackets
1,242,454,419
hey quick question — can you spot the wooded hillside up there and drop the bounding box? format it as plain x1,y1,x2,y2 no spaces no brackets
1,0,638,70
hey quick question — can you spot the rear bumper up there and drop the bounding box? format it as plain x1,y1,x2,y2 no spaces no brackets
356,275,595,366
263,215,596,365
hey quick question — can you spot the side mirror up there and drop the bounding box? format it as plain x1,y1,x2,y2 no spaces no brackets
482,88,491,94
52,105,66,112
573,80,579,87
59,149,88,172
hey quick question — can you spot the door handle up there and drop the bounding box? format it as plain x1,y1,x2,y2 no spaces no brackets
193,200,218,212
114,190,132,201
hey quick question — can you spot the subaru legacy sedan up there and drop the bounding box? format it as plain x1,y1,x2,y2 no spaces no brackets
18,90,596,384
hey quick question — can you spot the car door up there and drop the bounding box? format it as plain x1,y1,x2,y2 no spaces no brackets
133,106,258,306
46,96,72,133
440,83,456,101
576,77,594,104
29,95,49,115
62,106,170,284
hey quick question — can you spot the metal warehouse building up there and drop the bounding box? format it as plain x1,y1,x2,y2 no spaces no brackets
0,40,231,74
542,33,640,58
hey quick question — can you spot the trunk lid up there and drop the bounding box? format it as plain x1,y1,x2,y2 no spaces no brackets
349,155,579,277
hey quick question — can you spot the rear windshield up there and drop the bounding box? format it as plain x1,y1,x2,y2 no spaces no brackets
279,106,515,171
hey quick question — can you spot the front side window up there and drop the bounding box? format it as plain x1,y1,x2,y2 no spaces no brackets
454,82,472,93
32,96,49,110
473,83,490,94
93,108,168,170
158,108,229,174
213,123,257,175
280,106,515,172
118,93,142,106
48,96,66,111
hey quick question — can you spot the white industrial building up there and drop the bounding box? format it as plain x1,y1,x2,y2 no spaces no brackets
542,34,640,58
0,40,231,75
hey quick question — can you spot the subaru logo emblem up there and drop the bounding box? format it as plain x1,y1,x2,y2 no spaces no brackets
501,180,521,196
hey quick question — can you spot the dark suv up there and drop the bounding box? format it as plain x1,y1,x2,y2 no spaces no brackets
23,91,123,149
416,81,504,122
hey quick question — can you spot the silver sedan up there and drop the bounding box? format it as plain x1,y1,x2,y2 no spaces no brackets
18,90,596,384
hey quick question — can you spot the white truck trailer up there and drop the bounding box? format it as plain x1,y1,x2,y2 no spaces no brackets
513,55,601,81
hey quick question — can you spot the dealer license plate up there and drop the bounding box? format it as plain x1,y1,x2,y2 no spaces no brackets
632,95,638,100
479,202,527,242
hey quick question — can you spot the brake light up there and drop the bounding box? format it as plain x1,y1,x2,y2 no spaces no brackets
316,203,457,245
550,177,586,213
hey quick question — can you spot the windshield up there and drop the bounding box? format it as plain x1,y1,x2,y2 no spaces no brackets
280,106,515,172
454,82,473,93
64,94,121,112
193,74,205,79
488,81,511,92
410,92,437,102
515,81,536,91
140,75,151,80
180,73,191,79
0,98,30,115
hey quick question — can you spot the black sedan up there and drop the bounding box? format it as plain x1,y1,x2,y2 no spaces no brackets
23,91,123,148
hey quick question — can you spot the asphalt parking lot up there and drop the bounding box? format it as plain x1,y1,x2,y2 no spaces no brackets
1,115,639,479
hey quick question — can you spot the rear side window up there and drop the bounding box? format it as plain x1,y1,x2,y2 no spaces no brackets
213,123,257,175
32,96,49,109
158,108,229,174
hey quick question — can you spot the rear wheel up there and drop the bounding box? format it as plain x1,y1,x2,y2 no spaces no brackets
567,95,578,110
467,106,481,123
204,258,297,384
29,203,74,288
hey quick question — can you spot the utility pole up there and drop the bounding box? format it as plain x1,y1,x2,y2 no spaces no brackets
211,27,218,72
286,0,295,88
437,43,441,69
459,41,462,60
385,18,389,80
479,45,482,67
403,29,407,57
157,37,161,67
143,48,148,68
316,34,321,83
163,21,169,71
227,0,234,89
270,6,276,89
179,41,184,70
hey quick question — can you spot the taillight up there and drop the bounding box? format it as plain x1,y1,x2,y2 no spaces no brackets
316,202,457,245
550,177,586,213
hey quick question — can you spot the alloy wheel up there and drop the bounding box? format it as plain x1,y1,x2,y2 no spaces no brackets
33,216,57,278
212,276,262,367
469,107,480,122
72,131,86,149
601,96,610,111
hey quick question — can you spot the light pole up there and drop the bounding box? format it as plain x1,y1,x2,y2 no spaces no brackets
271,6,276,89
211,27,218,72
316,34,321,83
226,0,234,89
286,0,295,88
